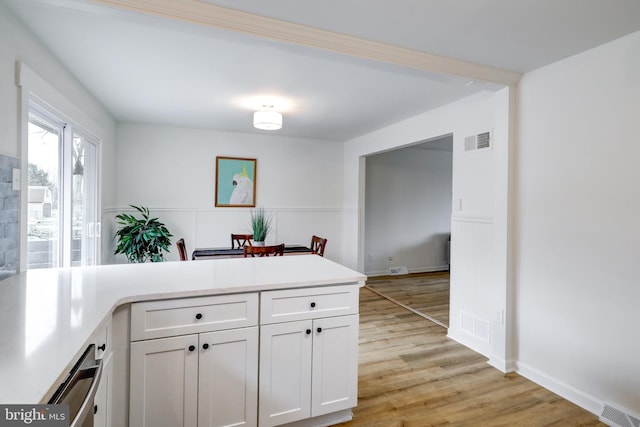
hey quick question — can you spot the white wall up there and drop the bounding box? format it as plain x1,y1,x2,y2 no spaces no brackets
343,91,501,269
343,90,513,367
364,140,452,275
111,123,344,262
0,3,117,265
516,31,640,417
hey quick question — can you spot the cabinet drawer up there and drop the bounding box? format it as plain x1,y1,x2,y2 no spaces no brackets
92,319,111,360
260,285,359,324
131,293,259,341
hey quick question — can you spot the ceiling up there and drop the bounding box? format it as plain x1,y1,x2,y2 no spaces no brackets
3,0,640,141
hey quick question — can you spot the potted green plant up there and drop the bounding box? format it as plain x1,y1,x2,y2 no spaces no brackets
114,205,173,263
250,207,271,246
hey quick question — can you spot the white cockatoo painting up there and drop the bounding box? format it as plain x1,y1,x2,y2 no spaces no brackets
229,165,254,205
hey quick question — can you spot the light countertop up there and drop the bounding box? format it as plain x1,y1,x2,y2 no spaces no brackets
0,255,366,404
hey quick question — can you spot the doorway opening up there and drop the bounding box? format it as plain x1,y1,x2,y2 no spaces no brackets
363,134,453,326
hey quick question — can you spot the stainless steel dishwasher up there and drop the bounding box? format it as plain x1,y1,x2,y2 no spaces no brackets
48,344,103,427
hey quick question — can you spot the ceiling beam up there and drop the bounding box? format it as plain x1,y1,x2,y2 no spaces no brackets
78,0,522,86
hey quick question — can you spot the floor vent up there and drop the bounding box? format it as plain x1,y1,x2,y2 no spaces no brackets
601,404,640,427
388,266,408,275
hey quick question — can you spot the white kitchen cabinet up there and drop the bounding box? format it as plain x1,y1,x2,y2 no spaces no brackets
93,319,110,360
311,315,359,417
130,293,259,341
259,320,313,426
130,330,259,427
198,327,258,427
93,352,113,427
259,285,359,427
260,285,360,325
92,319,112,427
130,334,199,427
129,284,359,427
129,294,259,427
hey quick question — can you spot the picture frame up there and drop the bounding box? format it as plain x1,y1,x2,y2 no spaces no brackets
215,156,257,207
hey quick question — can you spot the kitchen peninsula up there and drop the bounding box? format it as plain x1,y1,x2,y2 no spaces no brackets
0,255,366,427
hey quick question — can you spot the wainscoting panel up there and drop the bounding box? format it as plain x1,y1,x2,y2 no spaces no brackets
448,216,495,357
105,207,344,263
194,209,252,248
341,209,359,271
275,209,343,260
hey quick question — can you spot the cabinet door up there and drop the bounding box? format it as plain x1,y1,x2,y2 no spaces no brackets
259,320,313,427
130,335,199,427
93,352,112,427
311,314,359,417
198,327,258,427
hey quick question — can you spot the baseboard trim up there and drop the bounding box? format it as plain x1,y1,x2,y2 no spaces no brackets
279,409,353,427
365,265,449,277
487,355,516,374
515,361,602,417
446,328,490,358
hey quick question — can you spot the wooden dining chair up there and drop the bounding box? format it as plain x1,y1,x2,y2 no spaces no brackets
231,234,253,249
243,243,285,257
310,235,327,256
176,238,188,261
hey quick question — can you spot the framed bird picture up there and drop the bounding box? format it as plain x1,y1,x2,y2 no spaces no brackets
215,156,257,207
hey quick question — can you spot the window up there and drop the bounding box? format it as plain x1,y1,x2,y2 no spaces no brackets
27,102,100,268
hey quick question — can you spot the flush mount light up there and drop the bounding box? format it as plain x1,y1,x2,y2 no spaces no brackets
253,106,282,130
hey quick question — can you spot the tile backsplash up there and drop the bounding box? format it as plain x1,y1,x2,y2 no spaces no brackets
0,154,20,279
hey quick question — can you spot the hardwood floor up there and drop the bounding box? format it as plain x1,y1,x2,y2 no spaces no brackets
335,286,604,427
366,271,451,327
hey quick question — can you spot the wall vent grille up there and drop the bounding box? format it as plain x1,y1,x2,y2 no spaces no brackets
601,404,640,427
476,132,491,149
388,266,408,276
460,311,491,342
464,131,492,151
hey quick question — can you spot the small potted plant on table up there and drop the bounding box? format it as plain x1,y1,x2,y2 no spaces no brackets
250,207,271,246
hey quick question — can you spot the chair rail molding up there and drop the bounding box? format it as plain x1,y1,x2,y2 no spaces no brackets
451,214,494,224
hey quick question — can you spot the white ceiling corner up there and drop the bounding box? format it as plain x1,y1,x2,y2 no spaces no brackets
3,0,640,141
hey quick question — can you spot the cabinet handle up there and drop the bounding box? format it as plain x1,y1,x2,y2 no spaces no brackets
97,343,106,352
195,313,203,320
310,302,316,308
202,343,209,350
94,405,98,415
305,329,311,335
317,327,322,333
188,345,196,352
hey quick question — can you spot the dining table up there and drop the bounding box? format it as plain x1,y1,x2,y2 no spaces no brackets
191,244,313,260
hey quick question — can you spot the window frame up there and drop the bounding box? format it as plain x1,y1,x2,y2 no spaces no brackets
17,63,102,271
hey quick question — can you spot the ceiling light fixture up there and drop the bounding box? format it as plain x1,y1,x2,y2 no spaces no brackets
253,105,282,130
